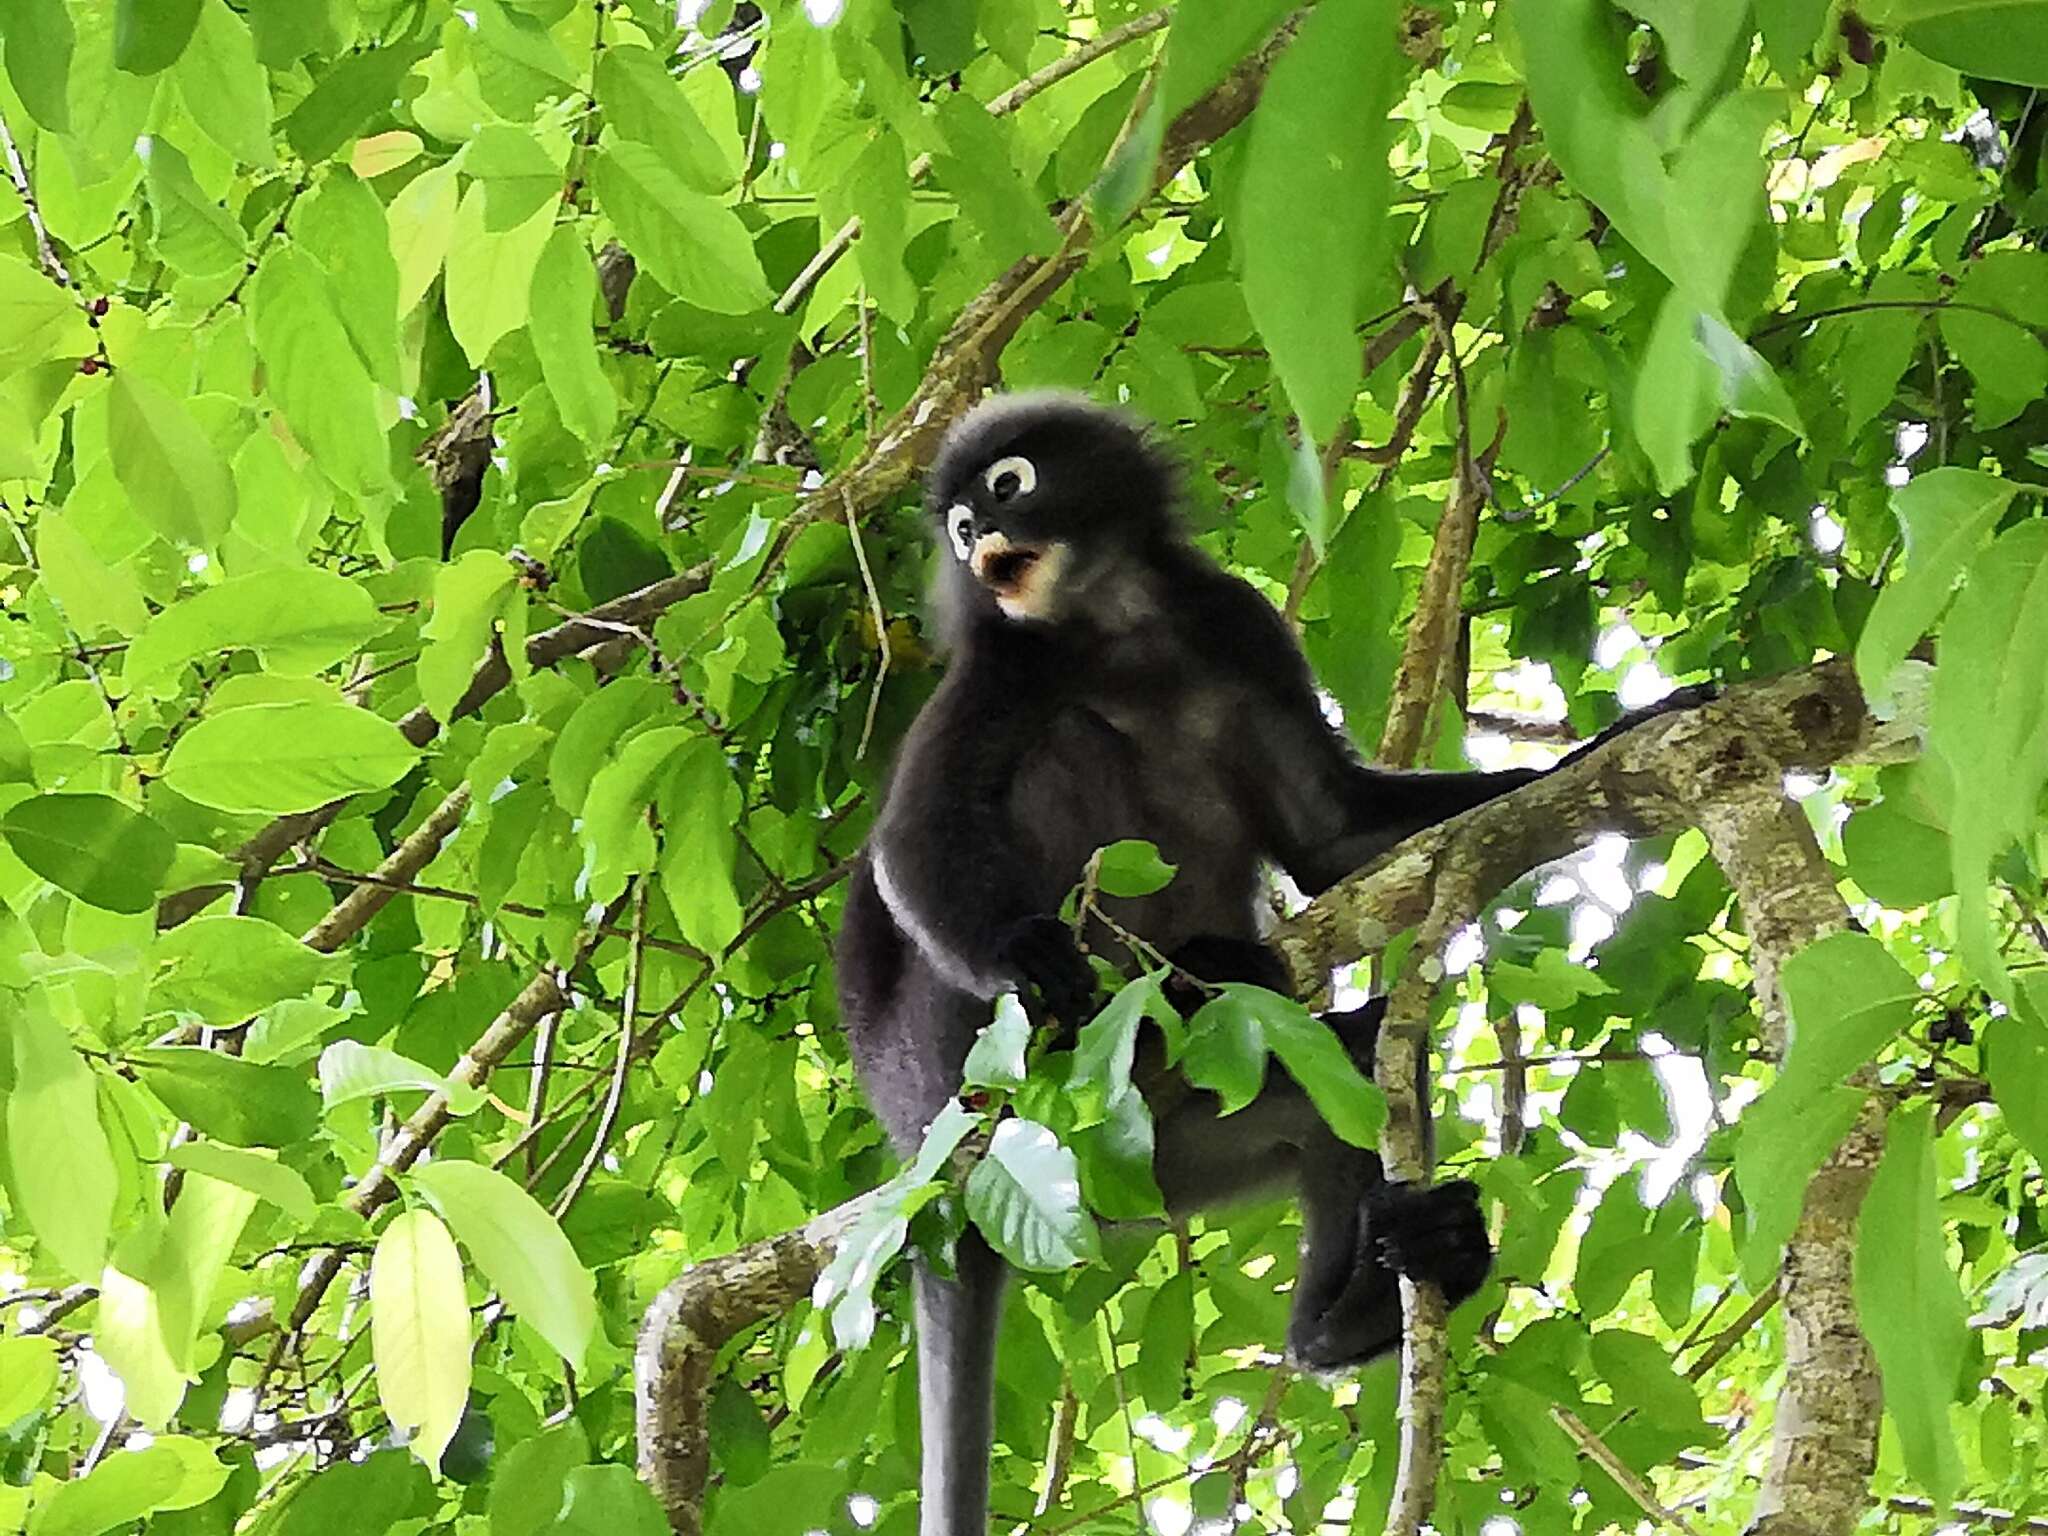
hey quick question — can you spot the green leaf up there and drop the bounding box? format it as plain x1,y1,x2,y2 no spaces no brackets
1840,272,1928,436
962,993,1031,1090
114,0,203,74
130,1047,322,1147
27,1437,229,1536
1855,1102,1969,1513
1,0,73,132
1068,971,1175,1129
928,96,1060,261
578,724,688,901
549,677,669,811
108,372,235,547
1842,774,1953,909
592,142,771,315
391,160,461,316
0,1336,60,1424
553,1465,669,1536
1186,985,1385,1147
0,254,92,372
445,181,556,365
1695,311,1806,436
1894,0,2048,85
594,45,736,195
163,1142,317,1222
1158,0,1293,120
0,793,175,913
814,1191,914,1350
317,1040,487,1116
462,125,563,232
371,1208,472,1476
1181,990,1267,1114
1069,1082,1165,1220
413,1159,598,1373
1930,520,2048,1004
125,567,388,692
964,1118,1100,1271
1773,932,1920,1106
273,1454,431,1536
659,737,744,953
1589,1328,1704,1436
250,247,392,498
1735,1084,1869,1288
151,914,337,1023
1522,0,1679,282
283,40,426,163
488,1424,589,1536
6,1009,118,1280
1942,308,2048,431
1758,0,1829,74
162,699,422,815
1237,0,1398,445
1857,468,2020,711
97,1168,259,1424
1984,977,2048,1167
1093,839,1177,898
174,0,274,166
294,172,402,388
1574,1175,1652,1320
421,552,519,724
529,228,616,449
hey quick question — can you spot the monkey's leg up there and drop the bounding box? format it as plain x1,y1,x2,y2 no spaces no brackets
1147,1067,1386,1370
913,1230,1007,1536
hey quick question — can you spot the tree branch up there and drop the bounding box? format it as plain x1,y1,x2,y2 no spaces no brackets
1678,724,1882,1536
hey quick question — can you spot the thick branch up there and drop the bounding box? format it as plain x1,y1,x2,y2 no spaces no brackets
635,1197,876,1535
1273,659,1890,990
1678,726,1881,1536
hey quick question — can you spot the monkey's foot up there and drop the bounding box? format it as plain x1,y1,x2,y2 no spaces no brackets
1367,1179,1493,1305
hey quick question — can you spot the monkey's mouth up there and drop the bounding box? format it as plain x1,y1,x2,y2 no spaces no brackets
975,544,1043,595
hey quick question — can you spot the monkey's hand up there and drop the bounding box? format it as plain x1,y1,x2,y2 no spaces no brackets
996,916,1101,1033
1572,681,1718,758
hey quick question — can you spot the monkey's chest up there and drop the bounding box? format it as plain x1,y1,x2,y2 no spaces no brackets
1008,690,1257,946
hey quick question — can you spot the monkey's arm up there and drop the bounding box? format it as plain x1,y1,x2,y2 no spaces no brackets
1221,581,1703,895
867,676,1098,1022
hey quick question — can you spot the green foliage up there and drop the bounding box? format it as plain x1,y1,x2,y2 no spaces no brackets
0,0,2043,1530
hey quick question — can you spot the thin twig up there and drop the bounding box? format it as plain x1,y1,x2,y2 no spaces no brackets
1553,1406,1701,1536
556,870,651,1218
843,486,891,759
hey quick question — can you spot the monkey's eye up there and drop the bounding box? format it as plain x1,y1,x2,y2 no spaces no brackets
946,504,975,561
984,455,1036,502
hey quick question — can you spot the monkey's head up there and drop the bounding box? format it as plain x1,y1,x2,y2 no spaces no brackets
925,392,1180,631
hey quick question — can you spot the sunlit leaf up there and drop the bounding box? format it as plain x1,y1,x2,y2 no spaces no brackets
162,700,421,814
6,1010,117,1280
372,1208,473,1476
413,1159,597,1373
964,1118,1100,1271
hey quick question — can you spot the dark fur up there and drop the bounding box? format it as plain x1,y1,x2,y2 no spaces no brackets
836,393,1666,1535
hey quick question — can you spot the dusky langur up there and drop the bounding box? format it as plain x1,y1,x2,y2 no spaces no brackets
836,392,1692,1534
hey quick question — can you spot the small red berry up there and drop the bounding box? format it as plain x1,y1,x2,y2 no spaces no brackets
78,357,99,375
90,296,109,316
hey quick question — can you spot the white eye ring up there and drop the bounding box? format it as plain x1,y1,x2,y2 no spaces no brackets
947,504,975,561
984,455,1036,499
